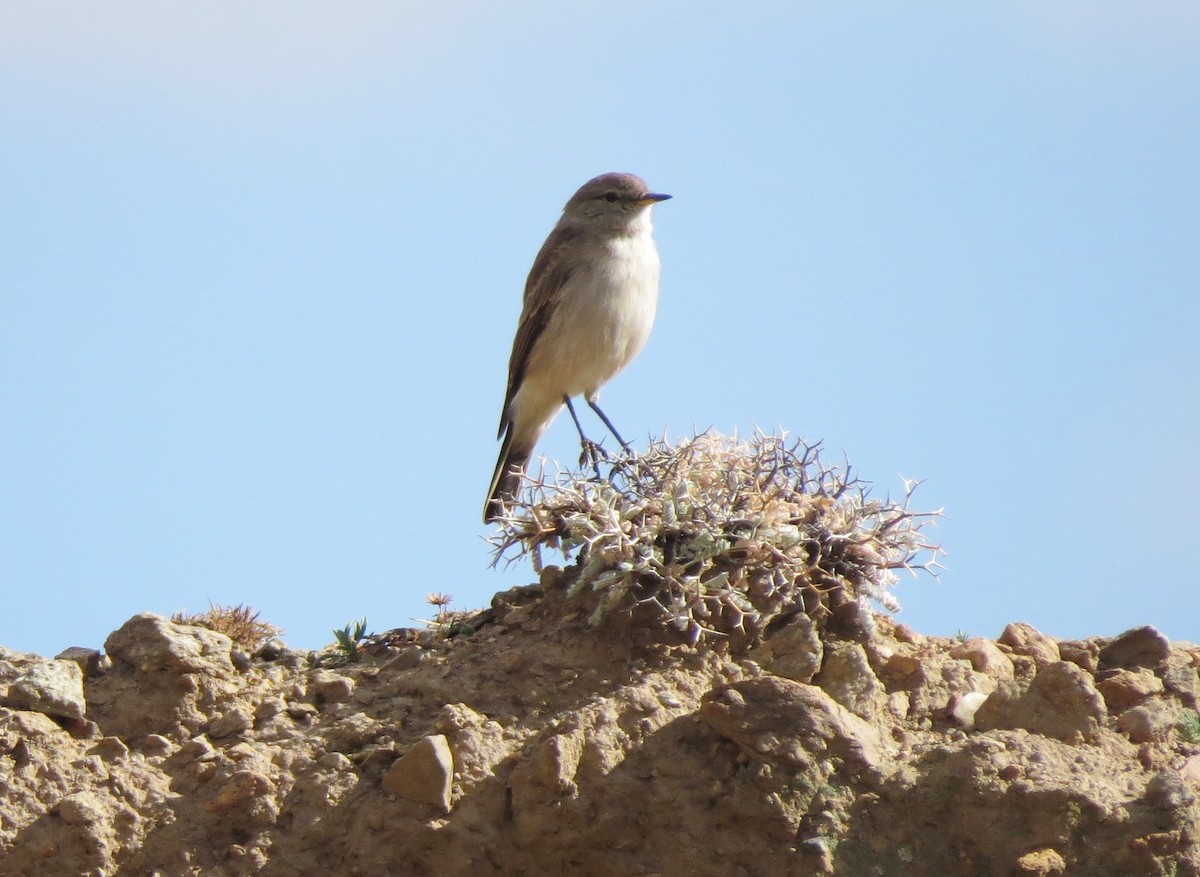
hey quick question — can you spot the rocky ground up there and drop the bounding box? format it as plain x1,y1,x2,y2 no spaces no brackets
1,567,1199,876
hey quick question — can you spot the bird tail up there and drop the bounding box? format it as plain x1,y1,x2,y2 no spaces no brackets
484,429,530,523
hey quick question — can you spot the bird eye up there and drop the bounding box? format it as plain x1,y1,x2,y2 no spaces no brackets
603,192,619,203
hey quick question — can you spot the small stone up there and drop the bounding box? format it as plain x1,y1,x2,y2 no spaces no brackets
319,751,354,771
1097,669,1164,712
230,650,252,672
175,735,217,764
1144,770,1194,809
498,649,525,673
756,614,822,683
950,638,1015,682
144,734,172,752
881,651,923,682
54,647,107,678
814,641,884,721
384,646,427,671
382,734,454,812
4,659,86,722
310,670,355,703
209,707,253,739
1099,626,1171,672
436,703,487,734
254,639,286,661
998,623,1060,667
1016,847,1065,875
56,792,105,826
89,736,129,760
1116,704,1172,744
1058,640,1100,674
254,697,285,720
1161,651,1200,708
286,702,320,722
201,769,275,812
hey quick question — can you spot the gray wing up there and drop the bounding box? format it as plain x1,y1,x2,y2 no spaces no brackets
496,222,582,438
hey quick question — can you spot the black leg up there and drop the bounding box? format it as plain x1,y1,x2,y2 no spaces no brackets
587,399,632,453
564,396,604,479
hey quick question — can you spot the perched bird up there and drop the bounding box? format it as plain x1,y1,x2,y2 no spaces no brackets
483,172,671,522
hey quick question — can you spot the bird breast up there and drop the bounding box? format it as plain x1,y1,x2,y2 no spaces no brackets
537,231,660,398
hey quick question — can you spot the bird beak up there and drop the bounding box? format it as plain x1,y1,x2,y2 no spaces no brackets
639,193,672,205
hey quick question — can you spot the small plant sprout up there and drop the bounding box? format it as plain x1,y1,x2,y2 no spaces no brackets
489,431,944,646
1179,708,1200,745
322,617,371,666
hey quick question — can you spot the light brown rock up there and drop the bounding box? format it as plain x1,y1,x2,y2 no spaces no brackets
1097,669,1164,712
999,623,1060,667
700,676,885,778
3,658,86,721
950,637,1015,683
975,661,1106,741
382,734,454,812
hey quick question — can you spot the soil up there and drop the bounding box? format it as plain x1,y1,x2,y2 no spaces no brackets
1,566,1198,877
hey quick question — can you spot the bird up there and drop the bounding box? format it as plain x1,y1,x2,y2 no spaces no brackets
483,172,671,523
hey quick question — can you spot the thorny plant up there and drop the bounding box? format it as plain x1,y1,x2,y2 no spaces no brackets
489,431,944,645
172,603,282,651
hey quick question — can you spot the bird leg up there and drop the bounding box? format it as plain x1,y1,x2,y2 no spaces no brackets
563,395,605,479
587,399,633,455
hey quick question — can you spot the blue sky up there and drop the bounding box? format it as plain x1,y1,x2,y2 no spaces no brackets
3,3,1198,657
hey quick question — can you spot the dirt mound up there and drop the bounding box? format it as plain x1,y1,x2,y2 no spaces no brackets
1,571,1199,876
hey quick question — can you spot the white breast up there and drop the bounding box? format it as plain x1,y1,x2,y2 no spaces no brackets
533,218,661,399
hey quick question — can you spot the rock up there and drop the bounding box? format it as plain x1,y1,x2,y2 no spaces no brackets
1057,639,1100,673
1099,626,1171,672
1143,770,1194,809
209,706,253,738
55,647,108,677
814,641,884,721
56,791,106,826
382,734,455,812
201,769,276,813
509,727,586,827
700,677,885,779
998,623,1060,667
949,638,1015,683
1161,650,1200,708
309,670,355,703
105,613,235,676
254,639,287,661
173,734,217,764
1097,669,1164,712
255,697,286,720
143,734,172,752
1016,847,1066,875
1116,703,1176,744
3,658,86,721
975,661,1106,742
755,614,822,683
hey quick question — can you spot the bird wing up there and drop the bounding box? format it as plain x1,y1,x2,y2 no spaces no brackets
496,222,582,438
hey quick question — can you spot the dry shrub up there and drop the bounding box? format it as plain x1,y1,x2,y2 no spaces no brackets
172,603,282,650
490,432,943,645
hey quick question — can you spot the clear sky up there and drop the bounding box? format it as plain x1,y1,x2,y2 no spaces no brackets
3,3,1198,658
